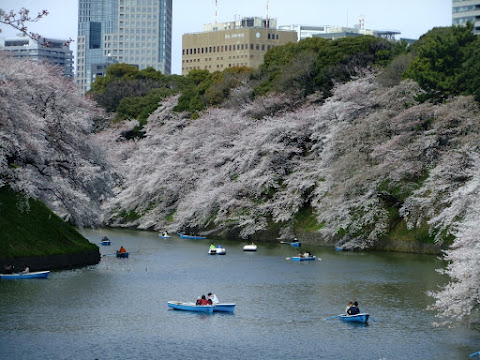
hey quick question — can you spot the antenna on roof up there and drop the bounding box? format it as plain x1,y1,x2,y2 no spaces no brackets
266,0,269,28
215,0,218,24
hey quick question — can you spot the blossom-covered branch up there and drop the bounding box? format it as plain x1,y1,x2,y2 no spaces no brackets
0,8,72,47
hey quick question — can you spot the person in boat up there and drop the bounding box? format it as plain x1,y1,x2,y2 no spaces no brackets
196,296,202,305
292,238,299,243
22,265,30,274
209,243,216,251
102,236,109,242
163,231,169,237
197,295,209,305
346,301,353,313
118,246,127,254
208,292,219,305
303,251,311,258
3,264,13,274
347,301,360,315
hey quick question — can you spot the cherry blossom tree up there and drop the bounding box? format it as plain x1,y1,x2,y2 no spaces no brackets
0,54,116,225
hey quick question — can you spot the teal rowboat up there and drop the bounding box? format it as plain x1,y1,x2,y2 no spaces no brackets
179,234,207,240
339,313,369,323
168,301,213,313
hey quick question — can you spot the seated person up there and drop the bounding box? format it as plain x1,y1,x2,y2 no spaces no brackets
208,292,219,304
3,264,13,274
347,301,360,315
198,295,209,305
119,246,127,253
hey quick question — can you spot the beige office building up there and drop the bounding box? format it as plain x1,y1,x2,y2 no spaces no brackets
182,17,297,75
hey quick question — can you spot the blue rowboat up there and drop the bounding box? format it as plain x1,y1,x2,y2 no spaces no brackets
168,301,213,313
291,256,316,261
0,271,50,280
100,236,111,245
179,234,207,240
339,313,369,323
281,241,301,247
116,251,129,258
213,303,235,313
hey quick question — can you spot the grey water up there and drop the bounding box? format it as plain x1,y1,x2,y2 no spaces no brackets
1,228,479,360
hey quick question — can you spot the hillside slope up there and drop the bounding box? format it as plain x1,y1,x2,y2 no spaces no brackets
103,76,480,251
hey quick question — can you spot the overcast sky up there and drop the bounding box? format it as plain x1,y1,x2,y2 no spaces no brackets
1,0,452,75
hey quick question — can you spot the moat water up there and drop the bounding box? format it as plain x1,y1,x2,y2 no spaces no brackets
1,228,479,360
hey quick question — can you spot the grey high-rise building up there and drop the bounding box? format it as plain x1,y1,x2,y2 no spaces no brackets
76,0,172,91
452,0,480,34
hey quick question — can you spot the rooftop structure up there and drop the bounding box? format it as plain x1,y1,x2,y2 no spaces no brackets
281,22,401,42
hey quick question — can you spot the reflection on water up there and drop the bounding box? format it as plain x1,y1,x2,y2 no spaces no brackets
1,228,479,360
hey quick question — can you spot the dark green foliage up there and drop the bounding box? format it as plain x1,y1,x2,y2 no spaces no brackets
460,36,480,102
89,63,185,114
173,67,252,114
404,24,477,102
253,36,394,98
313,36,393,96
116,87,176,123
0,186,98,258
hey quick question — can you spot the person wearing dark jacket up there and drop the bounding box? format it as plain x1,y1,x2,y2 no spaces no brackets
347,301,360,315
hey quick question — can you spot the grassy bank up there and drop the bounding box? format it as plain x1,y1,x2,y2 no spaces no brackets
0,186,98,259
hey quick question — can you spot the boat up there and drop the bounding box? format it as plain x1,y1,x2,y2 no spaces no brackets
280,238,301,247
116,251,129,258
0,271,50,280
243,244,257,251
100,236,111,245
291,256,316,261
281,241,301,247
208,246,226,255
179,234,207,240
213,303,236,313
167,301,214,313
338,313,370,323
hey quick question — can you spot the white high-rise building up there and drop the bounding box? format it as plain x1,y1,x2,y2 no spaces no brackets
0,35,74,78
452,0,480,34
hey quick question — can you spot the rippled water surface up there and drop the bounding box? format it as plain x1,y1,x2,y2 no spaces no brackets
1,228,479,360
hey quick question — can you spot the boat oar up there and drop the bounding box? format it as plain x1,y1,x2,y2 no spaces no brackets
102,253,117,257
325,315,341,320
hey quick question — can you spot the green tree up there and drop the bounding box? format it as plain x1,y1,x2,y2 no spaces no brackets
460,36,480,102
404,24,476,101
